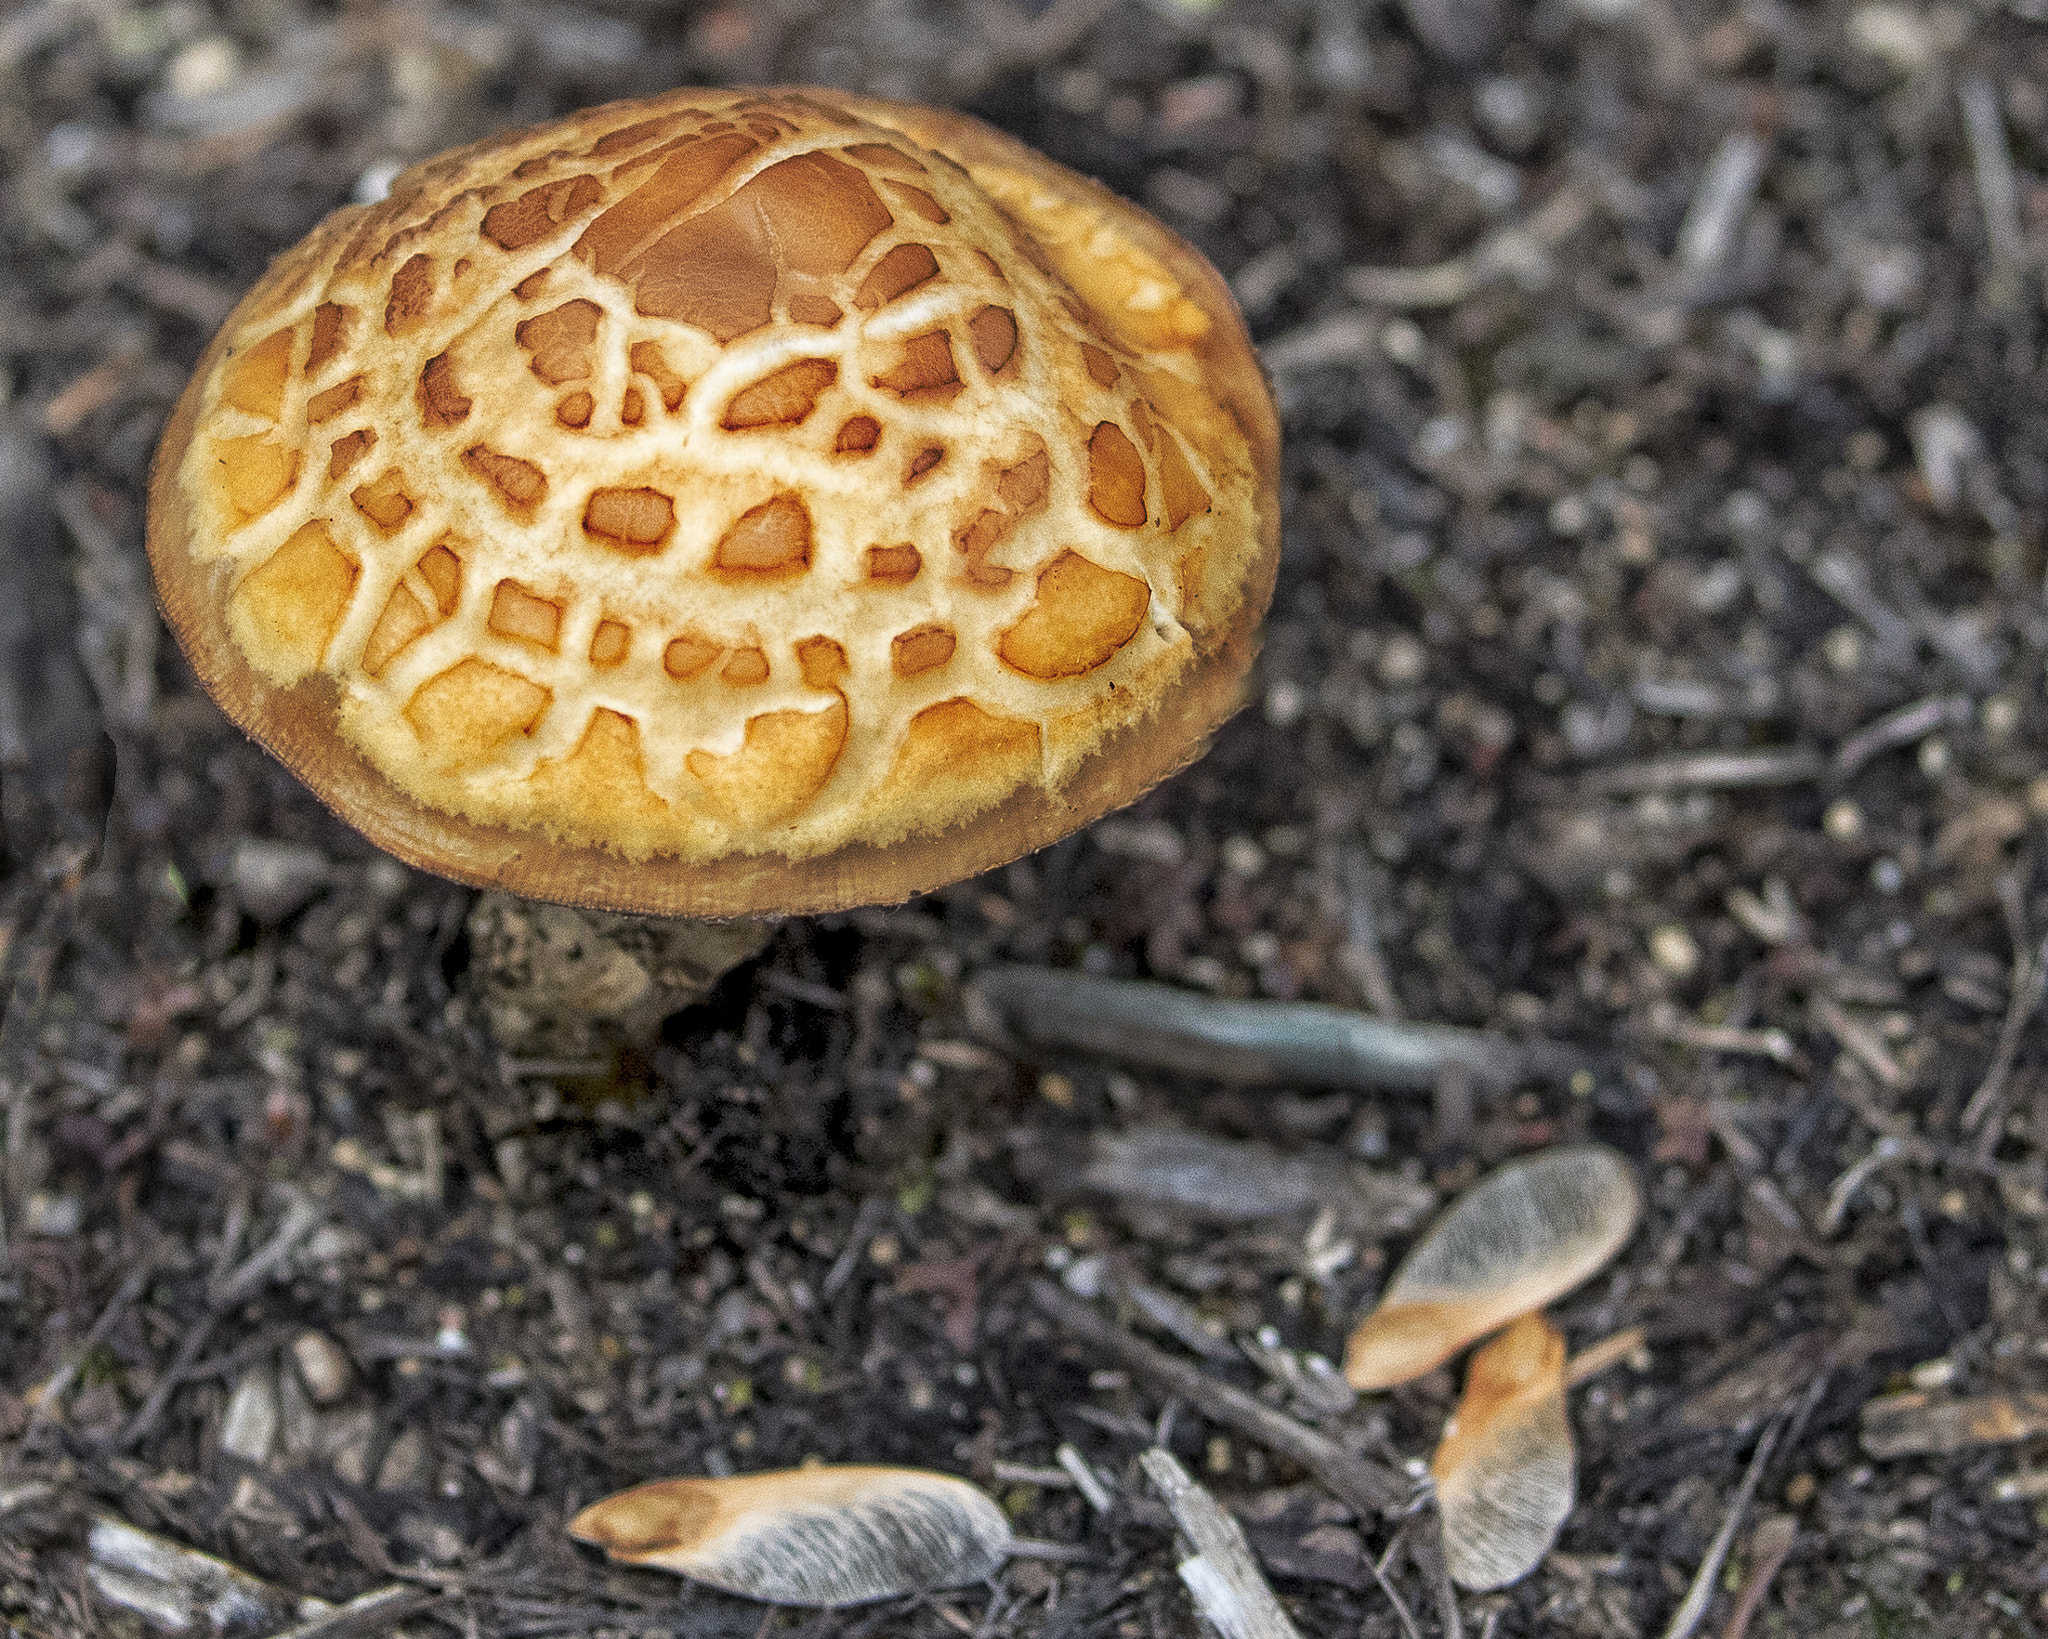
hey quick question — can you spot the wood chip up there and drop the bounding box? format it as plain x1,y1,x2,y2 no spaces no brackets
1860,1391,2048,1460
1140,1447,1306,1639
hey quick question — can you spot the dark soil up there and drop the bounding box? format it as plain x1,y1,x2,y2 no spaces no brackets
5,0,2048,1635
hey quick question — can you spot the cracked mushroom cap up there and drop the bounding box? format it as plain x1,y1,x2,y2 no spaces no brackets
148,87,1280,916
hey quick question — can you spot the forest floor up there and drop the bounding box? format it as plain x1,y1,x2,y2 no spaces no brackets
4,0,2048,1634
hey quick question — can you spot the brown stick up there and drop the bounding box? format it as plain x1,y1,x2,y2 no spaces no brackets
264,1585,436,1639
1718,1515,1796,1639
1031,1282,1408,1519
1565,1326,1647,1389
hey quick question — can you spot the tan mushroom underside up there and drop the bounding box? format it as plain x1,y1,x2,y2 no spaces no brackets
149,87,1279,916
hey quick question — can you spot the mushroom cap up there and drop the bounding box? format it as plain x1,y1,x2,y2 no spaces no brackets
148,86,1280,916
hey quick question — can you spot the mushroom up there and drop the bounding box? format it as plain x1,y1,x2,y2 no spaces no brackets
146,87,1280,923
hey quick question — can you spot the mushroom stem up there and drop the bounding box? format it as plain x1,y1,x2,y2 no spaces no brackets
466,894,772,1061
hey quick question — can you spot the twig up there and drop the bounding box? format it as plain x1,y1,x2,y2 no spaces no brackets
263,1584,436,1639
1565,1326,1647,1389
85,1514,304,1632
1831,695,1974,780
325,1488,402,1579
989,1462,1074,1489
1345,262,1477,310
1808,997,1903,1090
823,1196,889,1300
1257,312,1380,376
214,942,277,1032
1719,1515,1796,1639
119,1189,324,1449
52,478,157,734
1657,1385,1814,1639
1032,1283,1409,1519
1055,1444,1115,1514
1344,188,1589,309
1675,132,1769,273
971,967,1573,1093
1579,748,1824,796
498,1055,612,1080
1962,929,2048,1155
1406,1524,1464,1639
1827,1059,1917,1147
206,1186,253,1293
1807,551,1916,657
1337,847,1403,1020
1959,75,2024,282
210,1188,325,1308
25,1252,160,1434
1138,1448,1305,1639
1,877,85,1260
116,1309,217,1451
1004,1539,1097,1565
1862,1389,2048,1458
1819,1137,1902,1237
1646,1006,1796,1065
1363,1540,1425,1639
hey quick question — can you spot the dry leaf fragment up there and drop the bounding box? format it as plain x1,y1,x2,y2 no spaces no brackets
1430,1312,1573,1591
1344,1145,1639,1390
568,1466,1013,1607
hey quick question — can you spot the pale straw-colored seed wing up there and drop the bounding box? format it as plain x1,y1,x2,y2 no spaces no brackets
567,1465,1014,1607
1343,1144,1639,1390
1431,1311,1574,1590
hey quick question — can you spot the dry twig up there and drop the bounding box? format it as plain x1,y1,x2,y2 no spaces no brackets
1962,928,2048,1156
1565,1326,1647,1389
264,1584,436,1639
1032,1282,1409,1519
1718,1514,1796,1639
1659,1383,1819,1639
1406,1526,1464,1639
1959,75,2024,285
24,1251,160,1436
1344,188,1590,309
1140,1448,1305,1639
117,1188,325,1449
1579,748,1825,796
1831,694,1974,779
972,966,1572,1093
1808,996,1904,1090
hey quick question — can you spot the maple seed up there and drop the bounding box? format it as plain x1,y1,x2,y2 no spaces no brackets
1431,1311,1575,1591
567,1465,1014,1607
1343,1145,1640,1391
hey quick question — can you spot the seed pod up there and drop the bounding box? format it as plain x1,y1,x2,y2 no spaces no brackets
568,1465,1014,1607
1431,1312,1574,1590
1344,1145,1639,1391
